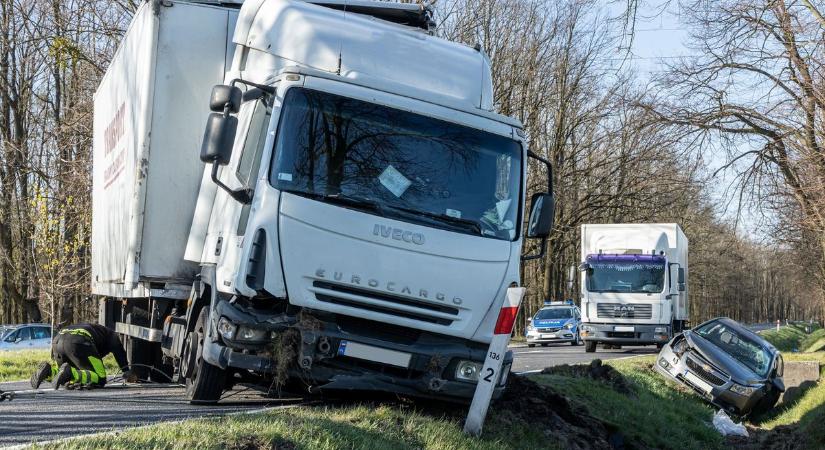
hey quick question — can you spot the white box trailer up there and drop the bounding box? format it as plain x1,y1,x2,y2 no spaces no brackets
579,223,689,352
91,1,239,298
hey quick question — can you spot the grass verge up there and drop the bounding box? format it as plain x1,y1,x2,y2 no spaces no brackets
535,357,724,450
761,323,822,352
17,353,825,450
751,352,825,449
34,404,548,450
800,329,825,353
0,349,120,383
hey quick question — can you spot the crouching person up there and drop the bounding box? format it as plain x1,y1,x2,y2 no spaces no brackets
30,323,136,390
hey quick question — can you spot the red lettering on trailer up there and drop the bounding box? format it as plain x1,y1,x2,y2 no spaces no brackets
104,148,126,189
104,103,126,156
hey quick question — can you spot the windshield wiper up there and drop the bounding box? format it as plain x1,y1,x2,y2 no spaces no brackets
282,190,385,216
384,204,483,235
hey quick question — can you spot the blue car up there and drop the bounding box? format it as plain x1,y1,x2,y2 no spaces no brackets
525,302,582,347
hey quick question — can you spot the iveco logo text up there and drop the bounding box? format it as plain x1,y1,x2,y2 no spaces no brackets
315,269,462,305
373,224,425,245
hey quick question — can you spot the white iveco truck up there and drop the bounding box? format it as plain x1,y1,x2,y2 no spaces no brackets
578,224,688,353
92,0,554,403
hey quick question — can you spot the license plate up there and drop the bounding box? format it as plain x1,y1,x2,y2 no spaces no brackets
614,326,635,332
541,334,555,339
684,371,713,393
338,340,411,368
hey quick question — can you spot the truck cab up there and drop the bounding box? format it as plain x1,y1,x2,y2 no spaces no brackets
93,0,554,404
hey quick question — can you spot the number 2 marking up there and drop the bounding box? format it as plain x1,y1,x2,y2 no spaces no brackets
483,367,495,382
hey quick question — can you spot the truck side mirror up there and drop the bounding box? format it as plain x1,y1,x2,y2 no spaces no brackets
678,267,686,292
209,84,242,114
200,113,238,165
526,193,554,238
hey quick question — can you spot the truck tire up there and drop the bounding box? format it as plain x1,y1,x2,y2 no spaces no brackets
585,341,596,353
185,308,226,404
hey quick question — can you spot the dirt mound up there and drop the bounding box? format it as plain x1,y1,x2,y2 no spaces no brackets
725,425,803,450
540,359,634,395
493,374,624,450
227,436,297,450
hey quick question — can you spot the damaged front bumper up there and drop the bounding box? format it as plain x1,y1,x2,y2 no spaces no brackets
203,300,511,401
655,344,766,415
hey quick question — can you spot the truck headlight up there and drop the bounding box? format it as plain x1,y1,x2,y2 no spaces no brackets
236,326,268,342
729,383,759,396
455,360,482,382
654,327,667,333
217,317,237,340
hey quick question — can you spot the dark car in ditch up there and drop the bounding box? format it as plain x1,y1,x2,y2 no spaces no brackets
655,317,784,416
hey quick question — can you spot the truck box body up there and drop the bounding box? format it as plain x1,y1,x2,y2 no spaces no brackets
92,1,239,297
579,223,688,347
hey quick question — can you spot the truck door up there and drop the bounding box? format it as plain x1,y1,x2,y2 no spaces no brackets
208,90,284,296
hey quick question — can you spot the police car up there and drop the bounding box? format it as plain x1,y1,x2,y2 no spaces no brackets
525,301,582,347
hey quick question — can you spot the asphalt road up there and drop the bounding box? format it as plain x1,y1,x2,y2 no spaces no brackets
0,343,656,447
0,380,305,447
509,343,658,373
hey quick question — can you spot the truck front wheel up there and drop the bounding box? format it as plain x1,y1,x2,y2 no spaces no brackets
585,341,597,353
185,308,226,404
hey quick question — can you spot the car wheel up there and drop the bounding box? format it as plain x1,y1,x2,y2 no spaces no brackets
750,389,781,418
185,308,227,405
571,332,581,346
585,341,596,353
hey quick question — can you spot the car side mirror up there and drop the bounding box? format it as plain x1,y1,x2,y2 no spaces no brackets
14,337,22,343
209,84,242,114
527,317,533,323
678,267,686,292
526,193,554,238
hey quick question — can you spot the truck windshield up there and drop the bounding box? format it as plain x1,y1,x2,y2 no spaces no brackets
270,88,522,240
585,255,666,293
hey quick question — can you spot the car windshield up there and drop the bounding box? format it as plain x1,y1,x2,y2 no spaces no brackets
695,321,773,377
586,255,666,293
270,88,523,241
534,308,574,320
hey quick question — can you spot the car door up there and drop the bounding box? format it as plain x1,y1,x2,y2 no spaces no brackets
31,326,52,349
5,327,31,348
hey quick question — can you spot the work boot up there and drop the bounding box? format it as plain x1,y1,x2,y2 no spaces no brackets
53,363,73,390
30,361,52,389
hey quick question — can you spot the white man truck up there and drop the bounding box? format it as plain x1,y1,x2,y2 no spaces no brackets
578,224,688,353
92,0,555,403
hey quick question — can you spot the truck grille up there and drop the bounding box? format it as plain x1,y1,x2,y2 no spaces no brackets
686,357,728,386
596,303,652,319
310,281,458,326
